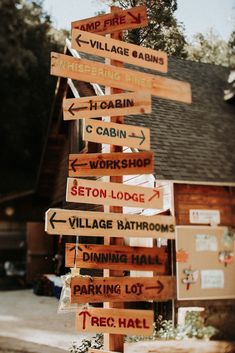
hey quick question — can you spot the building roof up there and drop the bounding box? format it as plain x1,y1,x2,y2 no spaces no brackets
122,57,235,182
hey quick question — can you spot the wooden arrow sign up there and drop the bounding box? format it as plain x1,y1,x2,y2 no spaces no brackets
71,276,175,303
71,5,148,35
66,178,163,209
45,209,175,239
65,243,168,273
76,307,153,336
68,151,154,177
83,119,150,150
50,52,192,104
63,91,151,120
71,29,167,73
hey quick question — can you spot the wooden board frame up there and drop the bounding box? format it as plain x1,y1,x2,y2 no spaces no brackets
76,307,153,336
176,225,235,300
68,151,154,177
63,92,152,120
83,119,150,150
71,29,167,73
65,243,168,272
50,52,192,104
45,208,175,239
66,177,163,209
71,5,148,35
71,276,175,303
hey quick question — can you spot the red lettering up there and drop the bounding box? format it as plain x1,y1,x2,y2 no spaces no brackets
143,319,150,329
135,318,142,328
91,316,99,327
118,318,126,328
86,187,92,196
71,186,77,196
127,318,135,328
100,317,107,327
120,15,125,24
107,317,114,327
77,186,84,196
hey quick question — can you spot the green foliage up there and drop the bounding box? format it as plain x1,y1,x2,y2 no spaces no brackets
185,29,234,67
69,334,103,353
126,312,218,342
100,0,187,58
0,0,64,193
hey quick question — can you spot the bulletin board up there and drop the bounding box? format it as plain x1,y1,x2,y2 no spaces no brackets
176,226,235,300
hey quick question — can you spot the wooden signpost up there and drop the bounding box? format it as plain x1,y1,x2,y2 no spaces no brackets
68,151,154,177
45,208,175,239
76,307,153,336
45,4,192,352
83,119,150,150
71,5,148,35
50,52,192,103
66,177,163,209
71,29,167,72
65,243,168,273
71,276,175,303
63,91,151,120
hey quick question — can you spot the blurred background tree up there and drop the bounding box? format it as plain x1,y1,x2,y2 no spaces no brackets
100,0,187,58
185,29,235,67
0,0,64,194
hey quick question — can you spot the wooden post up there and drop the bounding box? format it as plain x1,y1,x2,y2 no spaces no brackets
104,6,125,353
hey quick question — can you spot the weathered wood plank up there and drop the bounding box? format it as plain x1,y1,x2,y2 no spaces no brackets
71,29,167,72
71,5,148,35
68,151,154,177
65,243,168,273
83,119,150,150
63,91,151,120
45,208,176,239
76,307,153,336
71,276,175,303
66,177,163,209
50,52,192,104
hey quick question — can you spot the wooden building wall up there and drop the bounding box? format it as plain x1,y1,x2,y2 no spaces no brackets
173,182,235,340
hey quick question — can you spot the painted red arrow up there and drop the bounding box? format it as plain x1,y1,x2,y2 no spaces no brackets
145,280,164,294
148,189,160,202
79,310,91,329
128,11,141,24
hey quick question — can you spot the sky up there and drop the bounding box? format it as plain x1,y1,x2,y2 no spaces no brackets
42,0,235,41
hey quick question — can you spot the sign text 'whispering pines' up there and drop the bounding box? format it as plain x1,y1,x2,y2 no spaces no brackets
51,52,192,104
